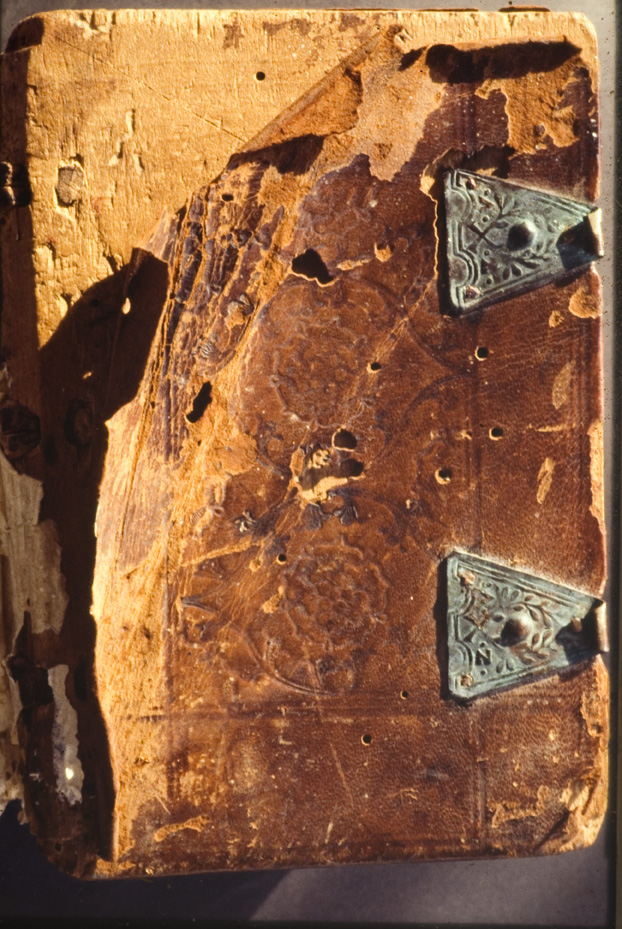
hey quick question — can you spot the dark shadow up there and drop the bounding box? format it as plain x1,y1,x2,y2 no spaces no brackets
5,15,44,53
433,556,450,702
427,40,580,85
0,801,285,919
557,216,602,270
433,165,454,318
229,133,325,176
30,250,169,869
399,47,423,71
1,167,168,871
555,599,604,668
0,161,31,210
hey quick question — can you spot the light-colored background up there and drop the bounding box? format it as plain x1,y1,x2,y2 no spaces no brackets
0,1,616,924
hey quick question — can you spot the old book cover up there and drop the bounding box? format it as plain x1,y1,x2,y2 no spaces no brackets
0,9,608,877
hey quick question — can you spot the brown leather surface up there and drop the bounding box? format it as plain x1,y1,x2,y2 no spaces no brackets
91,28,607,874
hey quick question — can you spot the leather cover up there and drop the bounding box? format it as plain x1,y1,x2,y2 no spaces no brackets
94,26,608,874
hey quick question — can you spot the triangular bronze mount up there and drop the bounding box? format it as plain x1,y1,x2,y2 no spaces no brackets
444,169,603,313
446,551,605,700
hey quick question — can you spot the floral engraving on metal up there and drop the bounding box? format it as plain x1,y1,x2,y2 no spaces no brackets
446,551,601,700
444,169,602,312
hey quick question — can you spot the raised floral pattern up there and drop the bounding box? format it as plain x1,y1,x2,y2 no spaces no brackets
251,538,389,694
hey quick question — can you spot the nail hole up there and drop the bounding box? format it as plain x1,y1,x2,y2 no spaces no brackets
291,248,333,285
435,467,452,484
277,553,286,564
369,361,381,372
475,346,489,360
186,382,212,423
222,193,233,202
333,428,357,450
255,71,266,81
361,734,372,745
400,689,409,699
489,426,504,440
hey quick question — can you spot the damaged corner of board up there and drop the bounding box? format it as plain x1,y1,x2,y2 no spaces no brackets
0,8,608,877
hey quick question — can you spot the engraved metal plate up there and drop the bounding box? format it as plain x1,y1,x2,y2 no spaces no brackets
446,551,601,700
444,169,602,312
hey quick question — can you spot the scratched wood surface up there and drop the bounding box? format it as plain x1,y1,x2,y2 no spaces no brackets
0,10,608,877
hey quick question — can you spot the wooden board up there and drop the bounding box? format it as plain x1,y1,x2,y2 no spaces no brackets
0,9,608,877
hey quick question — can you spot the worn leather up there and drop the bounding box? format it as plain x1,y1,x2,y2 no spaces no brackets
84,28,610,876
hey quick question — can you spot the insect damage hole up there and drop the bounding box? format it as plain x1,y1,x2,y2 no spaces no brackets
489,426,504,440
276,553,287,564
333,429,357,450
435,467,452,484
255,71,266,81
368,361,381,372
475,346,489,360
400,689,409,700
361,734,372,745
291,249,334,285
340,458,364,478
186,382,212,423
